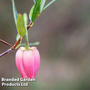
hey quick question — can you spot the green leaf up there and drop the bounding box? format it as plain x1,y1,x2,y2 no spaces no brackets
33,0,36,3
29,0,55,22
29,42,40,46
43,0,55,11
40,0,46,13
29,0,41,22
30,0,55,22
32,0,41,19
23,13,28,28
20,42,40,46
29,5,35,21
12,0,18,26
17,14,26,37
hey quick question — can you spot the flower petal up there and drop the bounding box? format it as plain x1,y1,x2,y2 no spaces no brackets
33,48,40,78
23,50,34,79
15,50,28,78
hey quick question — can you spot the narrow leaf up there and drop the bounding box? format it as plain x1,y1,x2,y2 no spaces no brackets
17,14,26,37
20,42,40,46
12,0,18,26
43,0,55,11
23,13,28,28
33,0,36,3
39,0,46,13
29,0,41,22
29,5,35,21
29,42,40,46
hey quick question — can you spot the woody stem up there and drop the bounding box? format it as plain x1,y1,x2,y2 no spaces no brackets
0,21,32,58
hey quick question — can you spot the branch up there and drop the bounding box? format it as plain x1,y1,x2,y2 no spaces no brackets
0,48,12,57
0,39,12,46
0,21,33,58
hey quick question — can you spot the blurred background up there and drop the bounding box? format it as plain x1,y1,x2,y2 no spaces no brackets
0,0,90,90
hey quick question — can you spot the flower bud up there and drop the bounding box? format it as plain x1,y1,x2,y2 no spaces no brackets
15,47,40,79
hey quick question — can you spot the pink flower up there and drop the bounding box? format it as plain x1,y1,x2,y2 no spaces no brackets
15,47,40,79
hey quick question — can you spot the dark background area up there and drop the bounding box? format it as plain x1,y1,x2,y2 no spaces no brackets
0,0,90,90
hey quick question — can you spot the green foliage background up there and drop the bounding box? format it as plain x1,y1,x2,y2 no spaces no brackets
0,0,90,90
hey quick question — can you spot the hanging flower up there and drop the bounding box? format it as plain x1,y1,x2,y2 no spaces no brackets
15,47,40,79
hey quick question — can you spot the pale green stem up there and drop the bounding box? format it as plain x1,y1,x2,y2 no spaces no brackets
25,28,29,50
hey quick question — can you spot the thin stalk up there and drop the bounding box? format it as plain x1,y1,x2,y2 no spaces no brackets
0,48,12,57
0,39,12,46
25,29,29,50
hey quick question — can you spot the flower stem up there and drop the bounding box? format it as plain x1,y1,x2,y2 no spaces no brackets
25,30,29,50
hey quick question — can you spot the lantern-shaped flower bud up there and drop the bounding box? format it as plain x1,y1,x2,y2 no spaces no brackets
15,47,40,79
